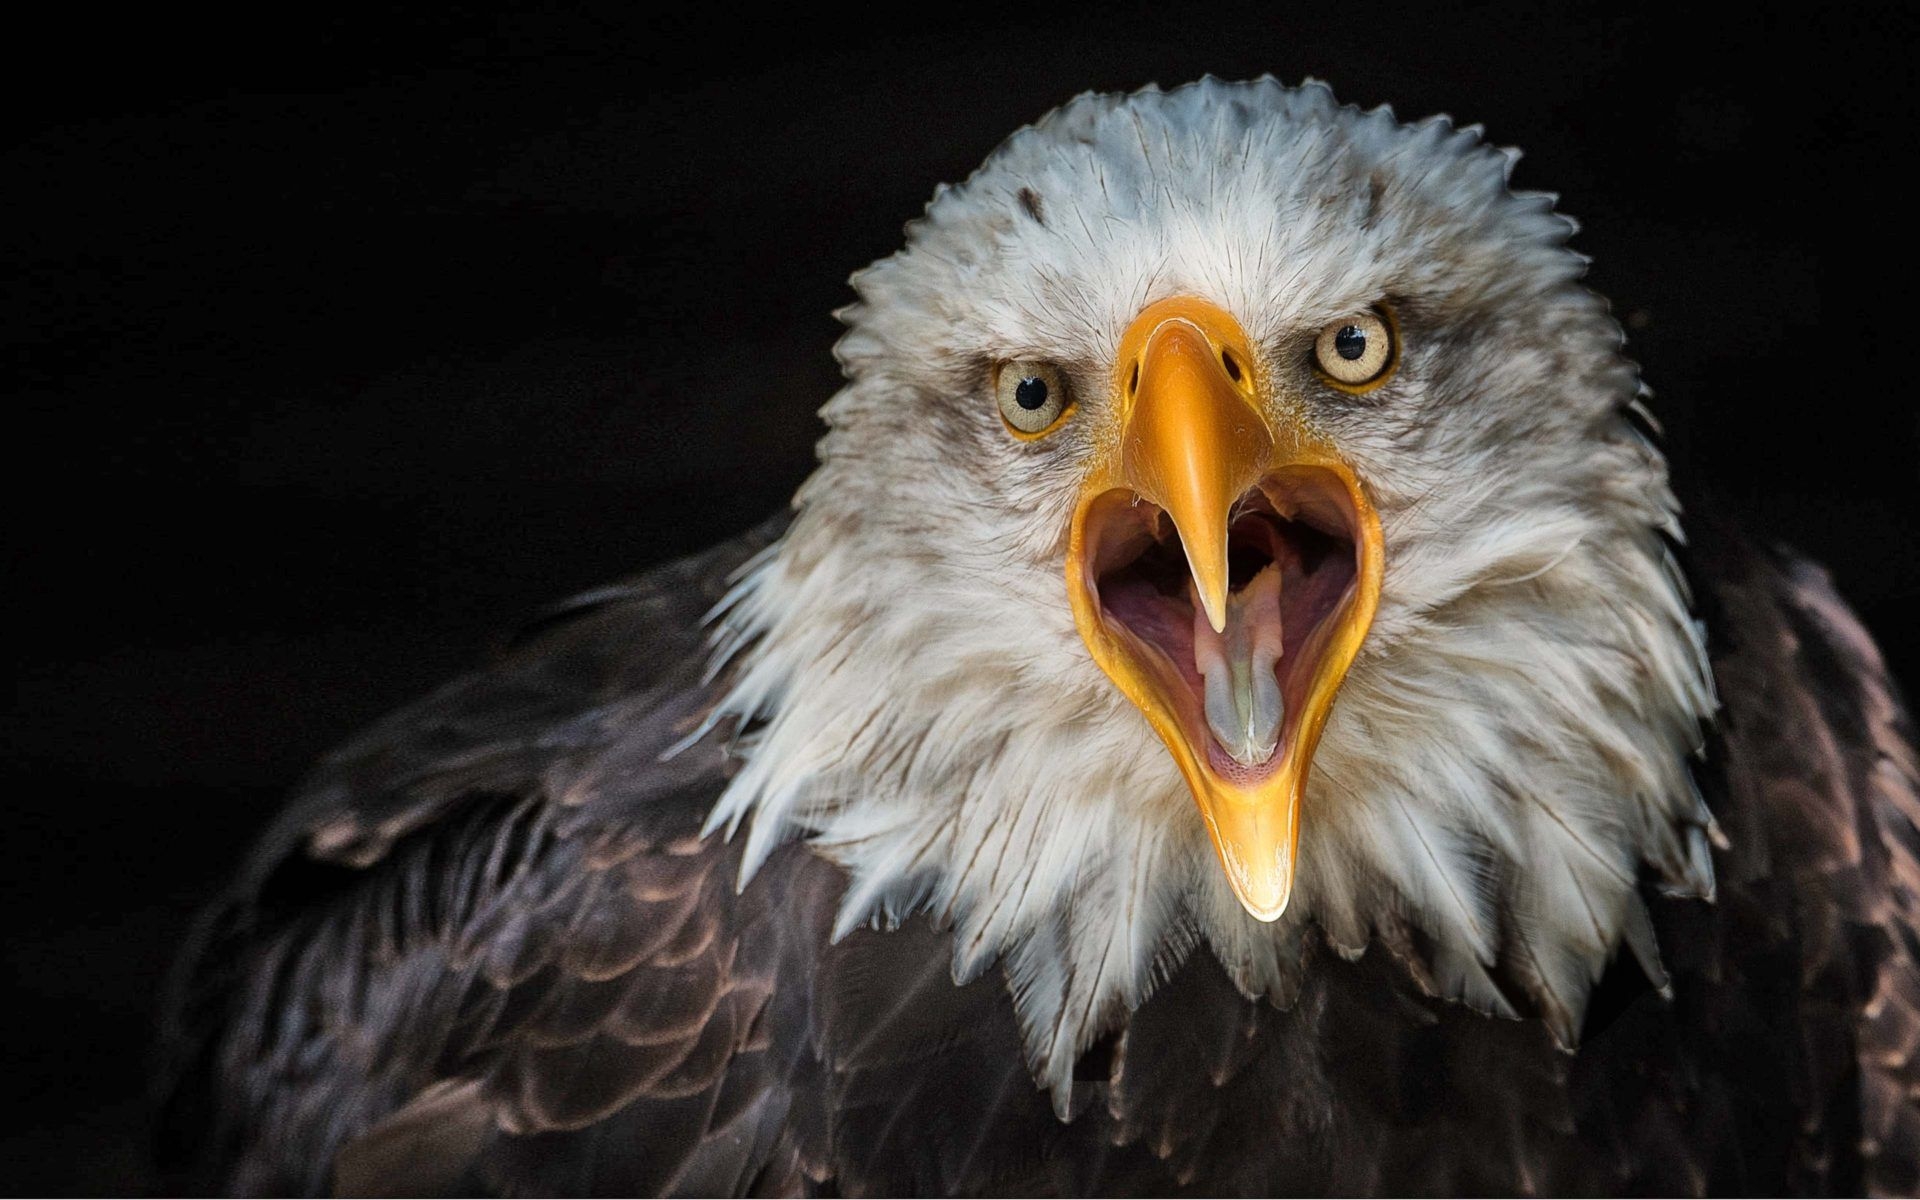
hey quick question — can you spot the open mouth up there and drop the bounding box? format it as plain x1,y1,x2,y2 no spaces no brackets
1063,295,1386,919
1080,467,1365,783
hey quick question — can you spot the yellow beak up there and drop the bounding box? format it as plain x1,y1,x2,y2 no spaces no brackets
1067,297,1384,920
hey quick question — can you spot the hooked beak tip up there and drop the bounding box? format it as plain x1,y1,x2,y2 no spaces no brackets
1201,592,1228,635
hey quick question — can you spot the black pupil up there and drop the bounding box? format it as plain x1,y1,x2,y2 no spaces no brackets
1334,325,1367,361
1015,376,1050,411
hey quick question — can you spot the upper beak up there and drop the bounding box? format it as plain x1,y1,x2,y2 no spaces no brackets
1067,297,1384,920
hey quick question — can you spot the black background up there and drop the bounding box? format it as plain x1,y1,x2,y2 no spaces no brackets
7,2,1917,1192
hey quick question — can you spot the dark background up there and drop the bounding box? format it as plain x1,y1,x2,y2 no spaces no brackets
7,1,1917,1192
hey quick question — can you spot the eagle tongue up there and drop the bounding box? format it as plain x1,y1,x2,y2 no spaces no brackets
1191,564,1284,767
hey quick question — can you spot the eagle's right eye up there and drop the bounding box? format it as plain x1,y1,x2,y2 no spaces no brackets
997,360,1073,438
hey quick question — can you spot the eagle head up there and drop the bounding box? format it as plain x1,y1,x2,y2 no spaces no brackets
706,77,1717,1105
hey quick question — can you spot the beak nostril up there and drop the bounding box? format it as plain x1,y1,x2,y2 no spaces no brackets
1127,360,1140,397
1221,349,1243,383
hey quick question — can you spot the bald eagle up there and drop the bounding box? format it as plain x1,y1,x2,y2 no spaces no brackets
162,79,1920,1195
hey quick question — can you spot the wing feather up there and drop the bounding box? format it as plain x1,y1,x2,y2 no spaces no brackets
1689,512,1920,1194
157,520,831,1196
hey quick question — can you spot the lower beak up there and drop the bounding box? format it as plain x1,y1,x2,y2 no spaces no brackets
1067,297,1383,920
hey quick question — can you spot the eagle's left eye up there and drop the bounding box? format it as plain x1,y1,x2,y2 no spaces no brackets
997,361,1073,437
1313,308,1397,391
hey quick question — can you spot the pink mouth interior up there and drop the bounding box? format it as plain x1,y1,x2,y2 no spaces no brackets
1083,474,1361,781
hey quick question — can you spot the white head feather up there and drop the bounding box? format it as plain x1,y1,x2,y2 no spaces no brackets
702,77,1716,1111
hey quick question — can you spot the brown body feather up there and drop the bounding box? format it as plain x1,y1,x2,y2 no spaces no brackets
157,511,1920,1195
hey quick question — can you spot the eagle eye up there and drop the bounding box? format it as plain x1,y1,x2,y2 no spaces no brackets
996,360,1073,437
1313,308,1397,391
